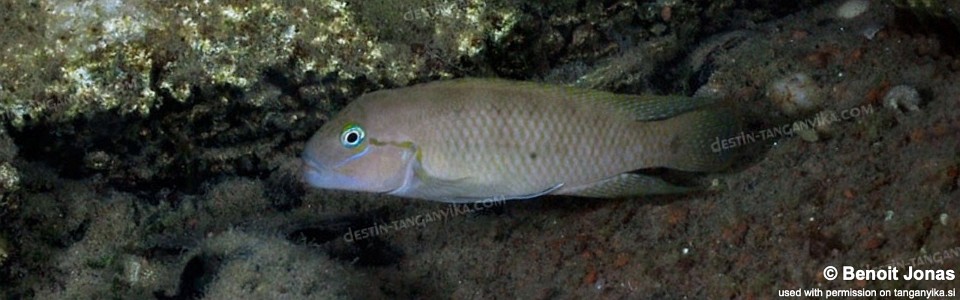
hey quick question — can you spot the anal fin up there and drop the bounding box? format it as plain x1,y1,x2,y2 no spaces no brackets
559,173,699,198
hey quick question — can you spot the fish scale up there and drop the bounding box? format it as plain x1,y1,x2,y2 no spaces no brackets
421,86,644,196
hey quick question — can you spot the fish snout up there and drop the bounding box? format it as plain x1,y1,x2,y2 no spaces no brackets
300,152,365,190
301,154,327,188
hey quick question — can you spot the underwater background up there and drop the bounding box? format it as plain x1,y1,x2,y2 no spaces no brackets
1,0,959,298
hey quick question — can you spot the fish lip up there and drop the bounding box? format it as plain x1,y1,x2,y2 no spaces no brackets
300,153,368,191
300,153,330,187
301,154,324,172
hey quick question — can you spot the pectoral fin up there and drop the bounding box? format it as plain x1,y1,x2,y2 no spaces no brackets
559,173,699,198
432,182,564,204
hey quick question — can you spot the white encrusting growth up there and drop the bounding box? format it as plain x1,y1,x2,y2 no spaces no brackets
883,85,921,113
836,0,870,20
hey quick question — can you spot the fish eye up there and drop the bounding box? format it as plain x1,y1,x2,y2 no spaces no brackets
340,124,365,148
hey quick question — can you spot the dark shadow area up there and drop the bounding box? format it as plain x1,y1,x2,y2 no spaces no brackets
284,207,404,267
893,7,960,56
155,254,222,300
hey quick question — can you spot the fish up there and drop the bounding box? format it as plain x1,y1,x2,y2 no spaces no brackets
301,78,743,203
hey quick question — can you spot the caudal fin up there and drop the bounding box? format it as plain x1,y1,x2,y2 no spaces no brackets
661,105,746,172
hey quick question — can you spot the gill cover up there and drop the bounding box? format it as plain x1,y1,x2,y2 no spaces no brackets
302,118,416,193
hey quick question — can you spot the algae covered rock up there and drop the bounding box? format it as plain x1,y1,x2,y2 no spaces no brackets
0,0,522,127
0,234,8,267
0,128,18,205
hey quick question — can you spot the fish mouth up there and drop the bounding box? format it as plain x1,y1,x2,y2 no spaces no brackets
301,153,366,191
301,154,338,188
300,157,326,187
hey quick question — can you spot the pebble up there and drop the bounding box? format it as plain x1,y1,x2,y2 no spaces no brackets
768,73,822,116
836,0,870,19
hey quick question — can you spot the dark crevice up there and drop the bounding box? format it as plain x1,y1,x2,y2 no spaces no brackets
284,207,404,267
155,254,222,300
893,8,960,56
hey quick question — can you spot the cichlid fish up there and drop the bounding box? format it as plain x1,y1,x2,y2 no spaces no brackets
302,78,742,203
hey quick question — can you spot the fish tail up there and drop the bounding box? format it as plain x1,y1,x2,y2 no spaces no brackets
661,105,745,172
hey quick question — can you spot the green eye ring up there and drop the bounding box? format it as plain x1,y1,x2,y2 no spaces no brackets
340,124,365,149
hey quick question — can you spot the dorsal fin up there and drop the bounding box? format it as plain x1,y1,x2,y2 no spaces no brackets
578,91,724,121
450,78,722,121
